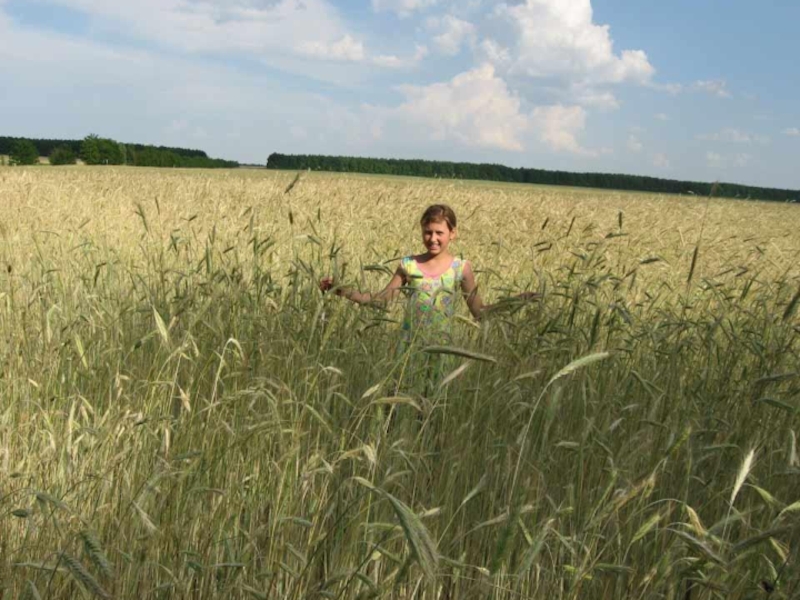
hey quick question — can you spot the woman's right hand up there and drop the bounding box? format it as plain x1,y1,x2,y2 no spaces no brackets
319,276,335,293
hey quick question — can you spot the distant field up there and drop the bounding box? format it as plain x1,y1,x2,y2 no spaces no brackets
1,166,799,599
281,168,674,195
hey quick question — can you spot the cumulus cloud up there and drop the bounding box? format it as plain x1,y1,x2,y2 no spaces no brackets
647,82,683,95
426,15,476,55
372,45,429,68
784,127,800,137
692,79,731,98
490,0,655,85
379,64,598,155
299,35,365,62
389,64,528,151
696,128,770,144
298,36,425,67
569,86,619,110
627,135,643,153
478,39,512,66
530,105,596,155
654,113,669,121
372,0,437,17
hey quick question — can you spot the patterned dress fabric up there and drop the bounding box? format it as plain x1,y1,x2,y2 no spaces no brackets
387,256,465,396
400,256,464,344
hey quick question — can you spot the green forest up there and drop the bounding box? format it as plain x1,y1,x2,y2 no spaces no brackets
0,135,239,168
267,152,800,202
4,136,798,201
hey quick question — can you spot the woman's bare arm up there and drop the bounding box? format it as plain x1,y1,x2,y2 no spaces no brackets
461,261,486,319
321,266,405,307
461,261,539,320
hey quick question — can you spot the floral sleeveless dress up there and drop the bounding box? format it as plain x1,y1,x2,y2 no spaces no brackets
393,256,464,394
400,256,464,342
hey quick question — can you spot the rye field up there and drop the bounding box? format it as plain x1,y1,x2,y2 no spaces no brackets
1,166,799,599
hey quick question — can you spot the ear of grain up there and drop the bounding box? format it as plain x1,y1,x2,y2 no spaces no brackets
353,478,439,579
547,352,611,387
61,553,110,599
382,491,440,579
730,448,756,506
21,580,42,600
153,307,170,347
422,346,497,363
133,502,159,535
284,171,302,194
684,505,707,536
458,473,488,510
777,500,800,520
687,245,699,285
516,518,553,575
370,396,422,411
438,360,472,388
80,530,113,579
630,511,662,545
782,284,800,321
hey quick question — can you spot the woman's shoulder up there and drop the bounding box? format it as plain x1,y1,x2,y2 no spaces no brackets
399,255,418,276
452,256,470,270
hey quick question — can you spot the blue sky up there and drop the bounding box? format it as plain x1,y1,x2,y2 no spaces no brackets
1,0,798,189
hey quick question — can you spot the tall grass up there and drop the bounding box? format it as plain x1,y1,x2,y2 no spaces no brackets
1,167,799,599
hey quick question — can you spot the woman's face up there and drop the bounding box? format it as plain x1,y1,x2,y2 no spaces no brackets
421,220,455,256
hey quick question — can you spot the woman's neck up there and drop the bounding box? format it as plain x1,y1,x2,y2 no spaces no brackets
418,251,453,265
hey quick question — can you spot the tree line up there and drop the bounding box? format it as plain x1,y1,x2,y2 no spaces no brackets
0,135,238,168
267,153,799,203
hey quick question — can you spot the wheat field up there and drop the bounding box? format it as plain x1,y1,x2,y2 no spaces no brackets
1,166,799,599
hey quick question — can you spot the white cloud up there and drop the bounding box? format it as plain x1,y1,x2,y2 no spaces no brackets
530,105,596,156
692,79,731,98
478,38,512,65
381,63,598,155
706,152,753,169
647,82,683,95
298,35,425,69
627,135,643,153
389,64,528,151
652,153,670,169
27,0,406,70
372,0,437,16
491,0,655,86
654,113,669,121
0,16,380,158
784,127,800,137
696,128,770,144
569,86,619,110
299,35,365,62
427,15,476,55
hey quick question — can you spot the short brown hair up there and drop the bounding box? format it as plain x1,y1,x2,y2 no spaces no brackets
420,204,457,230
